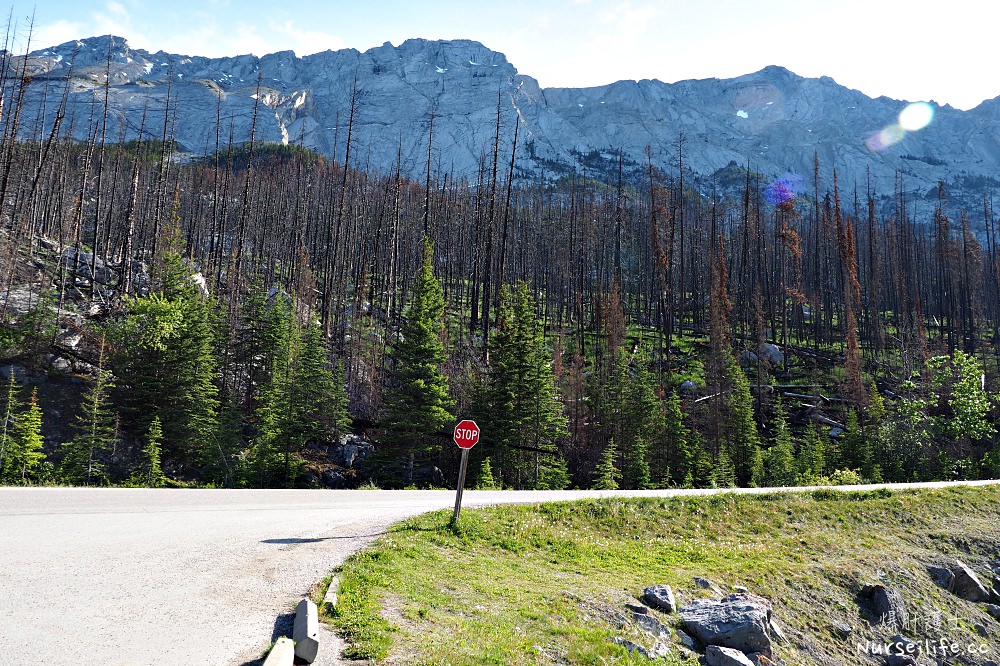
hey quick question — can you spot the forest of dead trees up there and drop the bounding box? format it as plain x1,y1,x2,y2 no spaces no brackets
1,34,999,490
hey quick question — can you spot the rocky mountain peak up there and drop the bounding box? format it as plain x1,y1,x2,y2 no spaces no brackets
13,35,1000,212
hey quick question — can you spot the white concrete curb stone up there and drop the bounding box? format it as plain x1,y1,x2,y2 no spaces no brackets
294,598,320,663
324,576,340,610
262,636,295,666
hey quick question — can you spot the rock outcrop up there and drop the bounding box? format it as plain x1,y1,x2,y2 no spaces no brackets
679,593,773,657
16,35,1000,212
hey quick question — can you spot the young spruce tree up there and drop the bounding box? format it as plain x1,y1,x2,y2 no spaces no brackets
381,237,454,485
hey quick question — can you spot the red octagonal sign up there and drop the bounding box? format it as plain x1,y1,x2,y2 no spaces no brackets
453,419,480,449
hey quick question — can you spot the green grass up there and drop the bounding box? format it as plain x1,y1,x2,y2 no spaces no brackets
327,486,1000,664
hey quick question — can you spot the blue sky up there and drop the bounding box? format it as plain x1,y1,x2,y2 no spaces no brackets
17,0,1000,110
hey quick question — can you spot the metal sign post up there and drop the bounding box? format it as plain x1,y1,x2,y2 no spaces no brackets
451,420,480,525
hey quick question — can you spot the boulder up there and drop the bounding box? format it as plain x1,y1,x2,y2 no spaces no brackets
643,584,676,613
986,604,1000,621
676,629,698,649
631,611,669,638
680,593,772,657
952,560,991,602
625,603,648,614
706,645,756,666
860,584,908,629
758,343,784,366
927,565,955,590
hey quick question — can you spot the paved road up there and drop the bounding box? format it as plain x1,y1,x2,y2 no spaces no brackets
0,481,997,665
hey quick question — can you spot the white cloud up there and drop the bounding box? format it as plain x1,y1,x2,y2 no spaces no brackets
267,20,345,56
31,20,85,50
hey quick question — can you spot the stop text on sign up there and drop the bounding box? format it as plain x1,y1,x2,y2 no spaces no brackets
453,419,480,449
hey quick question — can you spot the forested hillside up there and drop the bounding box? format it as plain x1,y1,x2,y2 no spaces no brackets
1,46,999,489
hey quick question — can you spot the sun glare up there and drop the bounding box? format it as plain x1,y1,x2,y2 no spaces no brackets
898,102,934,131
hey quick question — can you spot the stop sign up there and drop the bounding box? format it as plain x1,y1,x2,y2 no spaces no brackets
453,420,480,449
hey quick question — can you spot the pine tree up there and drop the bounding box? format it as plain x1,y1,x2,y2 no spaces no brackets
60,356,117,486
0,372,21,483
476,457,498,490
592,439,621,490
381,237,454,485
839,410,872,478
8,388,46,484
109,251,221,476
764,399,797,486
137,416,165,488
477,281,569,489
624,436,652,489
798,423,827,483
712,449,736,488
658,390,693,487
725,354,763,486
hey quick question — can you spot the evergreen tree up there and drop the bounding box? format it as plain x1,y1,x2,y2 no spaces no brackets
725,354,763,486
477,281,569,489
592,439,621,490
624,436,652,490
797,423,827,483
6,388,46,484
475,457,498,490
109,251,221,475
839,410,872,479
764,399,797,486
712,449,737,488
381,237,454,485
0,372,20,483
658,390,693,487
60,355,117,486
135,416,166,488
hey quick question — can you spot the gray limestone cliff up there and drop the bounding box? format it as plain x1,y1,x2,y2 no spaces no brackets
16,35,1000,209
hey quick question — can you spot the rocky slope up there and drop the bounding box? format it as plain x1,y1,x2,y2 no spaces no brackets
16,35,1000,209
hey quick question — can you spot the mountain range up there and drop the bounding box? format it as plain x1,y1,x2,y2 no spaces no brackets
17,35,1000,211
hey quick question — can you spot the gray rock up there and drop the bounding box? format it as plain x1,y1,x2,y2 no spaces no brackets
927,565,955,590
631,611,669,638
679,380,698,393
625,603,648,614
0,364,27,381
611,636,649,658
861,584,908,630
734,586,749,594
952,560,991,602
706,644,756,666
50,356,73,373
986,604,1000,620
758,343,784,366
680,593,772,657
676,629,698,649
888,634,921,658
975,623,989,638
831,620,853,638
643,584,676,613
695,576,723,594
333,433,374,468
885,656,916,666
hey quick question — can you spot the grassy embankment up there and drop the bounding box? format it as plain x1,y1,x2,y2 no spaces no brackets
319,485,1000,665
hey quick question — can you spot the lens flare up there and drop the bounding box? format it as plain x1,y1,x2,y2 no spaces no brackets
866,124,906,152
765,174,803,205
898,102,934,131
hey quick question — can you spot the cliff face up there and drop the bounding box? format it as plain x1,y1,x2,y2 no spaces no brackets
18,35,1000,207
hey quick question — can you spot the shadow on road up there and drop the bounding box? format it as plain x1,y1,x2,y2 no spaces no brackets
235,613,296,666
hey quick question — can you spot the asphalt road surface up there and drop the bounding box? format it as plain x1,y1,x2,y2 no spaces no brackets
1,481,998,665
